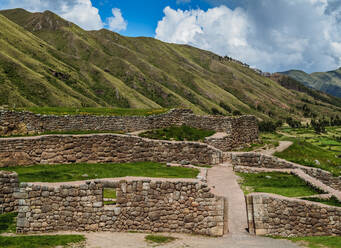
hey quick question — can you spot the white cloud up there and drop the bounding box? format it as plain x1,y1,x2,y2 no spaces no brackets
0,0,127,32
107,8,127,32
0,0,103,30
156,0,341,73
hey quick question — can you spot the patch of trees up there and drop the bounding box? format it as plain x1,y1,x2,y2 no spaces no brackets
286,117,302,128
258,120,283,133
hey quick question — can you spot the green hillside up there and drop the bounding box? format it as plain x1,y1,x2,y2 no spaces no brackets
1,8,341,121
281,69,341,98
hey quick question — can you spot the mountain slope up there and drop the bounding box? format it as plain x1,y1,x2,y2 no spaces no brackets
0,8,341,121
280,69,341,98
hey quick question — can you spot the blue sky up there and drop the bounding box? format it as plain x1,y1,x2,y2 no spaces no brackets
91,0,217,37
1,0,341,73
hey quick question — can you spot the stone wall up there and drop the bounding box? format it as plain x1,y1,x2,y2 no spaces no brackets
231,152,341,191
0,134,223,167
246,193,341,236
15,180,226,236
0,109,258,150
0,171,19,213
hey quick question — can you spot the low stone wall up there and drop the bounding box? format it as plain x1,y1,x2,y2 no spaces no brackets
231,152,341,191
246,193,341,236
0,134,223,167
15,180,226,236
0,109,258,150
0,171,19,213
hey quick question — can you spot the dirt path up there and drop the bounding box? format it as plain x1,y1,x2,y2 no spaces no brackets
257,141,293,155
207,164,247,234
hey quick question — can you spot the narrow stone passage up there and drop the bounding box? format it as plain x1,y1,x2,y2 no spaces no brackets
207,163,248,235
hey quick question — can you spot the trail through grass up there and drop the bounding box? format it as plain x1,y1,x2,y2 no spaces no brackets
0,162,199,182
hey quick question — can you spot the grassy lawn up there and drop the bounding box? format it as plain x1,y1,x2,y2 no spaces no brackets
0,212,17,234
139,125,215,141
12,107,169,116
236,132,282,152
145,235,176,244
0,235,85,248
301,196,341,207
0,162,199,182
275,138,341,176
237,172,322,197
280,236,341,248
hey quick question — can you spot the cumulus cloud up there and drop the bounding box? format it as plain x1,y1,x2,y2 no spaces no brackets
0,0,128,32
107,8,127,32
156,0,341,73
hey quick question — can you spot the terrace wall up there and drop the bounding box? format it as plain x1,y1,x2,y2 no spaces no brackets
0,134,223,167
15,180,226,236
0,171,19,213
0,109,258,151
231,153,341,191
246,193,341,236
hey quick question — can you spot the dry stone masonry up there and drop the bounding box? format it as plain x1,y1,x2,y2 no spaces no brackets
0,171,19,213
0,109,258,151
231,152,341,192
246,193,341,237
0,134,222,167
15,180,226,236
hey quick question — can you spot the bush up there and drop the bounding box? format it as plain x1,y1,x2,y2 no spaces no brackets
286,117,301,128
232,110,242,116
219,102,231,113
258,121,277,133
211,107,223,115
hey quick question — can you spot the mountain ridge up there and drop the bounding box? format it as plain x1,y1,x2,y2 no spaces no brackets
0,8,340,121
280,68,341,98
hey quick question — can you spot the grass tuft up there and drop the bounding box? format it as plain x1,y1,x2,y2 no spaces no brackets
145,235,176,244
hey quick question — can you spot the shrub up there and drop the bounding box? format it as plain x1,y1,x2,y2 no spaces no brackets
232,110,242,116
258,121,277,133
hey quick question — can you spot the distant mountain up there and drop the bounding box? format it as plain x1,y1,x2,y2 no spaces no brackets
280,69,341,98
0,8,341,121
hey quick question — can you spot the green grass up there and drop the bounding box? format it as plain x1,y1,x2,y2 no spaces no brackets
301,196,341,207
279,236,341,248
0,212,17,234
145,235,176,244
0,162,199,182
103,188,116,205
12,107,169,116
275,138,341,176
139,125,215,141
237,172,322,197
0,235,85,248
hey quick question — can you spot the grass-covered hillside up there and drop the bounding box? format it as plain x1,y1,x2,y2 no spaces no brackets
1,8,341,121
280,69,341,98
